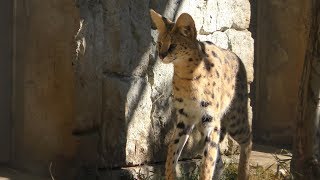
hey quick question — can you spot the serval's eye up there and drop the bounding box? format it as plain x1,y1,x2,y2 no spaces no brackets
168,44,177,53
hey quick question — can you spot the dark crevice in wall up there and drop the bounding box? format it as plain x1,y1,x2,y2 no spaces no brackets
249,0,258,144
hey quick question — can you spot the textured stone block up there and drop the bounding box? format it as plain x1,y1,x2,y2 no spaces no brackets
203,0,250,32
198,31,229,49
226,29,254,83
101,75,152,167
177,0,250,33
148,59,175,162
100,0,152,77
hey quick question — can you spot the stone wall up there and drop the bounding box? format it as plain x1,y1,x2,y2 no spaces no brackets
73,0,253,176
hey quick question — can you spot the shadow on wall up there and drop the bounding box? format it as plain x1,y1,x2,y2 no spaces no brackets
72,0,184,179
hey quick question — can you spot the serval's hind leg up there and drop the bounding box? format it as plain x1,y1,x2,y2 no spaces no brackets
238,136,252,180
229,123,252,180
165,121,194,180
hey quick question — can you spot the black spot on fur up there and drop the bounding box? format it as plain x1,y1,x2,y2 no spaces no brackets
219,136,225,143
178,125,193,136
204,150,208,157
221,127,226,134
205,136,210,142
175,98,183,102
209,157,214,161
224,57,230,64
189,58,193,61
210,142,217,148
178,109,188,117
229,129,239,137
199,42,208,57
216,70,220,78
193,75,201,80
168,44,177,53
174,139,179,144
227,77,231,83
177,122,185,129
204,58,214,71
200,101,211,107
214,126,219,132
220,127,226,142
212,51,218,57
216,102,219,109
202,114,213,123
204,90,210,94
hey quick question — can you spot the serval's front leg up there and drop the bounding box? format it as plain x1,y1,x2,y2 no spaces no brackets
165,121,194,180
200,122,221,180
212,147,224,180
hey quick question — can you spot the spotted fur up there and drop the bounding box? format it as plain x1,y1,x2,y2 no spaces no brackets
150,9,252,180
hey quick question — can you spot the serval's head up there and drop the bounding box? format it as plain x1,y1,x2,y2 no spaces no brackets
150,9,198,64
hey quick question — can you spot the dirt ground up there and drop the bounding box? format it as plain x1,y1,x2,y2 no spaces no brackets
0,145,291,180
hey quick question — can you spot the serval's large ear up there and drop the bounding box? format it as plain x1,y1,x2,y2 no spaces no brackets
174,13,197,40
150,9,173,34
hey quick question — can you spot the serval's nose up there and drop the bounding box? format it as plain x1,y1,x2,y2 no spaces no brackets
159,52,168,59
